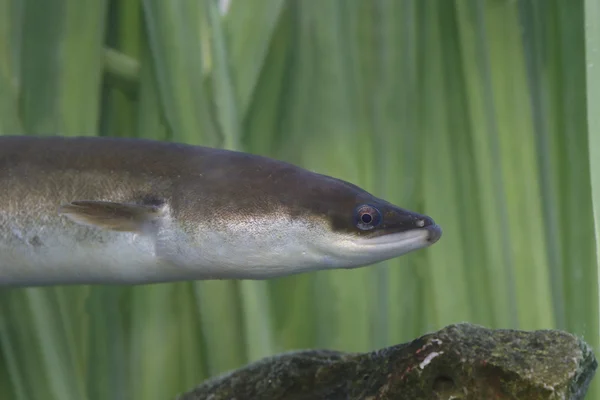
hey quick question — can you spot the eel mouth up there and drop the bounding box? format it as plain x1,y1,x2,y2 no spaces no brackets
317,224,443,269
354,228,433,249
357,221,443,247
426,224,443,244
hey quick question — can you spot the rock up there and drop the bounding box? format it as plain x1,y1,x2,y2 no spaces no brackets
176,322,597,400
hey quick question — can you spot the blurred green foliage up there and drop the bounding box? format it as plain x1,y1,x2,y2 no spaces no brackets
0,0,598,399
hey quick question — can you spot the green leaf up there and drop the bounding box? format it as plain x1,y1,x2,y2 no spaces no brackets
19,0,66,134
224,0,285,118
584,0,600,397
0,0,23,134
19,0,107,135
141,0,218,144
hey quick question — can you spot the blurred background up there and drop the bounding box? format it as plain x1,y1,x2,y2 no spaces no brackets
1,0,599,399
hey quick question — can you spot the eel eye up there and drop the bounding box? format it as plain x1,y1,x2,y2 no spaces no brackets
354,205,382,231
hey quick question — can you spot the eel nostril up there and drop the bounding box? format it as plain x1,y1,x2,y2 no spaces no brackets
416,216,435,228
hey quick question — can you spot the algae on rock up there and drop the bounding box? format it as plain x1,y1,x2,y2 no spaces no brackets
177,323,597,400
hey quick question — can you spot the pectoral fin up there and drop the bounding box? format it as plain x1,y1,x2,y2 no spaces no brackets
58,200,164,232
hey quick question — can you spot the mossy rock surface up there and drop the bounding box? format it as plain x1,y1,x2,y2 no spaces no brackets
177,323,597,400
